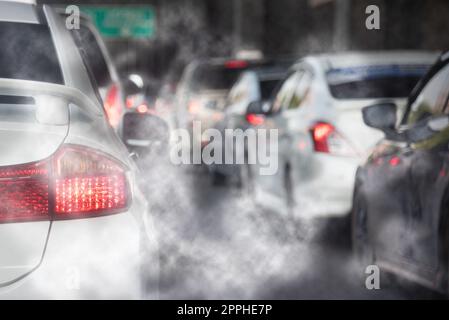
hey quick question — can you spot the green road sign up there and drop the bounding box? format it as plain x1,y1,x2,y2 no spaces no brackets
81,6,156,39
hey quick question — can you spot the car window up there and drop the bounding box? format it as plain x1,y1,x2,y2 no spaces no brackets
190,64,244,93
260,79,281,100
327,65,429,100
406,63,449,125
0,21,63,84
228,75,248,104
71,23,112,88
288,71,312,110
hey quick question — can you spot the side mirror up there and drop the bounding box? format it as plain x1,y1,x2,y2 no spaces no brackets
406,115,449,143
246,100,271,115
362,103,398,138
122,113,169,164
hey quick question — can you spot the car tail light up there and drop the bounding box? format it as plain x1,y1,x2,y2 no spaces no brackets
0,145,130,224
246,113,265,126
188,99,201,114
310,122,357,157
104,84,123,128
389,156,401,167
225,60,248,69
126,96,136,109
136,104,149,114
0,162,49,223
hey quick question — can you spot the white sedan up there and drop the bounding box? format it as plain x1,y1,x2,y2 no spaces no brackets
250,51,438,218
0,1,158,299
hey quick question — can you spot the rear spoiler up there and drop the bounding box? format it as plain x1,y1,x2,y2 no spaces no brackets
0,79,103,118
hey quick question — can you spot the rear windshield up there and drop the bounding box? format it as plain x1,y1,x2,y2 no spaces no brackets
260,79,281,100
327,64,429,100
189,64,245,92
0,21,63,84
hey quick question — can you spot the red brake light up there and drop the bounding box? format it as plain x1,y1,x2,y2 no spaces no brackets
0,145,130,224
311,122,335,153
0,161,49,223
188,99,201,114
246,113,265,126
53,146,129,218
104,84,123,128
310,122,357,157
126,96,135,109
225,60,248,69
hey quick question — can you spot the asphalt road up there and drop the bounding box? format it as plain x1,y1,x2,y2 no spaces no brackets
141,162,443,299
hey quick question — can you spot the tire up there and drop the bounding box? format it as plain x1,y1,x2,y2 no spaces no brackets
351,185,374,268
211,170,228,186
284,164,295,211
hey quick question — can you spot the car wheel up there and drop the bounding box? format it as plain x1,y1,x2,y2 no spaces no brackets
351,185,374,267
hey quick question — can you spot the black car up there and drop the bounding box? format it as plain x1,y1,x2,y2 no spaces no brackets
352,51,449,294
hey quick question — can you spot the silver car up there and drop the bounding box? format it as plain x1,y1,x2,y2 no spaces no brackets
0,1,158,299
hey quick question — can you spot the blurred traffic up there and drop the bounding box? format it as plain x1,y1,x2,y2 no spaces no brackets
1,0,449,299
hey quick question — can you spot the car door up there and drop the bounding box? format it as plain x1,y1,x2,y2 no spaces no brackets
402,62,449,275
259,69,312,199
273,68,313,165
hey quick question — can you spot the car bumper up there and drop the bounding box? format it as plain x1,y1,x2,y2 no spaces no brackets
0,212,145,299
292,154,359,218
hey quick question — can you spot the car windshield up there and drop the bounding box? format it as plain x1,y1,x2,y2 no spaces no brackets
327,64,429,100
0,21,63,84
190,64,244,92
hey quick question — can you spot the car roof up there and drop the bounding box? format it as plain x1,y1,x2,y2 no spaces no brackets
246,66,289,81
301,51,439,72
0,0,40,24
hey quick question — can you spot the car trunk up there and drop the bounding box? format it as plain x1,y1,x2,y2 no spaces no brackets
0,96,68,285
333,98,407,158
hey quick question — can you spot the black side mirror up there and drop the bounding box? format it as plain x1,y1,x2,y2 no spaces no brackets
246,100,271,115
123,75,145,96
122,113,169,165
362,103,398,138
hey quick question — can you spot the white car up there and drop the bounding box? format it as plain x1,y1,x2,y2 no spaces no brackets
0,1,158,299
250,51,438,218
175,59,252,149
208,65,288,184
